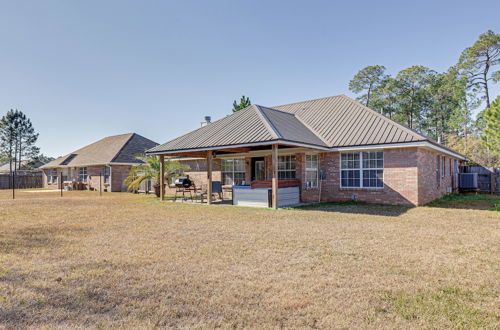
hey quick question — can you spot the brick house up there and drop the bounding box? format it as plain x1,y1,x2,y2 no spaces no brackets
148,95,465,207
40,133,158,192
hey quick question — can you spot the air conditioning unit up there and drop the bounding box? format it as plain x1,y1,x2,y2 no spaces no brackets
458,173,478,189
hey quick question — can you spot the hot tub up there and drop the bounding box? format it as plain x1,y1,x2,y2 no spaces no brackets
232,185,300,208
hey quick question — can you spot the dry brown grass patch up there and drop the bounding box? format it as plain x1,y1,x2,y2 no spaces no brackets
0,190,498,328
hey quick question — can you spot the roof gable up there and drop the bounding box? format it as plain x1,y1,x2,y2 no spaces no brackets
42,133,158,168
148,105,278,153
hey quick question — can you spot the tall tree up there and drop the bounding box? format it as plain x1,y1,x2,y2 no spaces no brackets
232,95,251,112
0,109,39,175
425,67,466,142
14,111,39,170
348,65,388,108
458,30,500,108
0,110,20,178
481,96,500,161
392,66,435,130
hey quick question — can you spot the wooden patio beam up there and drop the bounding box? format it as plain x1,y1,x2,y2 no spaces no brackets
159,155,165,201
207,150,213,205
272,144,278,209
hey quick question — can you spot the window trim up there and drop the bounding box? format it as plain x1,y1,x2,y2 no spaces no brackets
104,166,111,184
221,158,246,186
305,153,319,189
79,167,88,182
339,151,384,189
51,169,58,184
278,155,296,180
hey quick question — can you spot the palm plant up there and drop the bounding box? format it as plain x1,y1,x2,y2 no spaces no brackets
124,155,189,197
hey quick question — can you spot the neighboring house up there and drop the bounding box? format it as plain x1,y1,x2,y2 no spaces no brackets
41,133,158,192
0,160,45,173
147,95,465,207
0,160,45,189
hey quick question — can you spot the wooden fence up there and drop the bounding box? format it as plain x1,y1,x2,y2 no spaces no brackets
461,166,499,194
0,171,43,189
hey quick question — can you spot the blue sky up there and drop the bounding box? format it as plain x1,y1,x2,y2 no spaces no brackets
0,0,499,157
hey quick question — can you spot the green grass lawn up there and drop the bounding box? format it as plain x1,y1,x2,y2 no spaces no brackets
0,190,498,328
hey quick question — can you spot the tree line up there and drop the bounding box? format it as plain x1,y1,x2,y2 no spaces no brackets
348,30,499,166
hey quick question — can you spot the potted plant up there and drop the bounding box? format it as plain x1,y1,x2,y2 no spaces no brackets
124,155,189,197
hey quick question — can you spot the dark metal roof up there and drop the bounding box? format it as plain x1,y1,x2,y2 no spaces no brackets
148,95,463,157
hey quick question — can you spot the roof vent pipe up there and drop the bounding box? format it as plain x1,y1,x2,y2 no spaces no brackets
201,116,211,127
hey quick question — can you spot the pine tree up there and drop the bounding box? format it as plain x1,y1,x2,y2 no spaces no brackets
232,95,251,112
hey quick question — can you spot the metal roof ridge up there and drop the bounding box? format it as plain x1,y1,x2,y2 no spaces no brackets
293,112,332,147
272,94,343,108
253,104,282,139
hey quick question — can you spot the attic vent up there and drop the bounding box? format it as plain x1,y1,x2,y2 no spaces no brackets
60,154,77,165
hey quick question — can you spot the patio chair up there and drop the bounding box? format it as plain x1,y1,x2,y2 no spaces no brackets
199,181,223,203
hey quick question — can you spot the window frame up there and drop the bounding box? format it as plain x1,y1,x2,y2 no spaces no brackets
61,168,68,182
79,167,88,182
104,166,111,184
221,158,246,186
51,169,58,184
305,154,318,189
340,151,384,189
278,155,296,180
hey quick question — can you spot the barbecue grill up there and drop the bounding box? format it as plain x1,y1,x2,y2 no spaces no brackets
175,177,192,188
174,177,194,202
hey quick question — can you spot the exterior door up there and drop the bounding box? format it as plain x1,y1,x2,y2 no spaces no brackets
254,160,265,181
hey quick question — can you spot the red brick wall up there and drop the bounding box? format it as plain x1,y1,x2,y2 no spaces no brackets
109,165,131,192
296,148,419,206
417,148,454,205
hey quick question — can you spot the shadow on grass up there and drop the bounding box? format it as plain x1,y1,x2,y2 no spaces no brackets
0,226,89,255
425,194,500,211
291,201,412,217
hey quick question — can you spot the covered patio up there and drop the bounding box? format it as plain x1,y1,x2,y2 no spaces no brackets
146,104,329,208
152,143,327,209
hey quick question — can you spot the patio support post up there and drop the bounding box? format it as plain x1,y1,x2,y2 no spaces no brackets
272,144,278,209
159,155,165,201
207,150,213,205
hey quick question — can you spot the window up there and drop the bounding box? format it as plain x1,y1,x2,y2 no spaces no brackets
51,169,58,184
436,155,440,187
61,168,68,182
341,151,383,188
104,166,111,184
222,159,245,185
79,167,88,182
305,154,318,188
441,156,445,178
278,155,296,179
70,168,75,181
